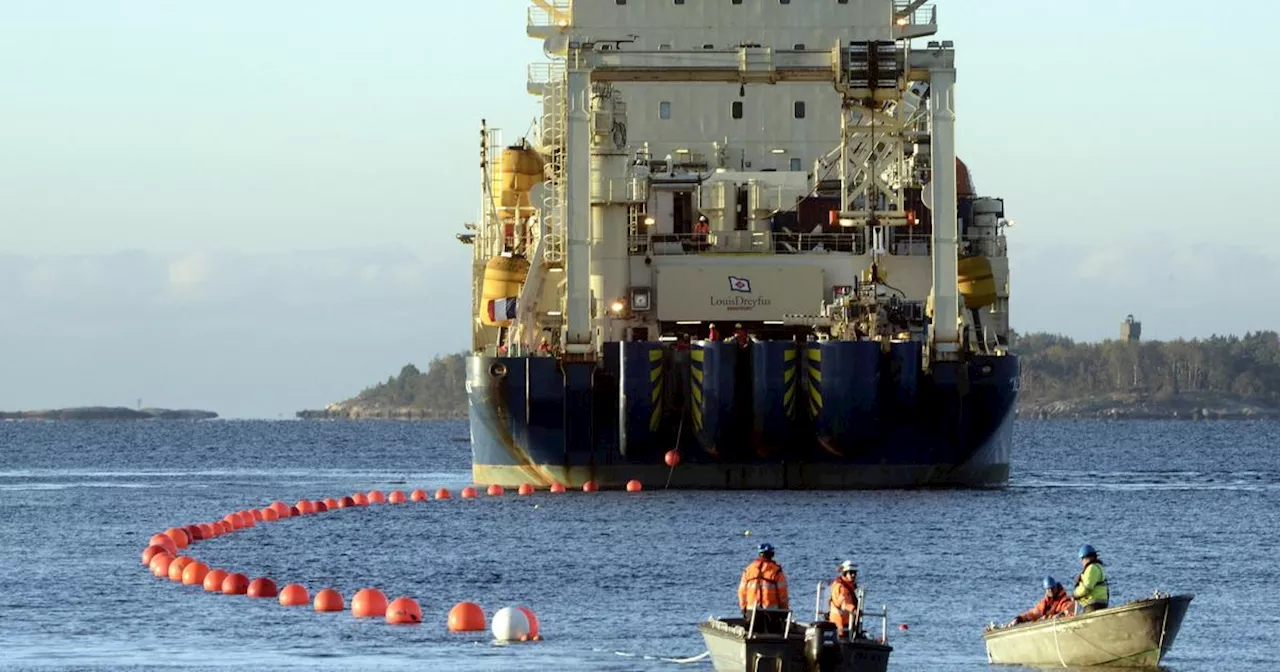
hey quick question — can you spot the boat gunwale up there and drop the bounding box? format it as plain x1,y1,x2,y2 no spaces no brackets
981,593,1194,643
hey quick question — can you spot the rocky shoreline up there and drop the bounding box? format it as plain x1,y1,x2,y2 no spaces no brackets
0,407,218,421
295,402,461,420
1016,393,1280,420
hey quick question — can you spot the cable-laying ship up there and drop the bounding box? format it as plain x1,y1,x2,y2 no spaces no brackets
456,0,1019,489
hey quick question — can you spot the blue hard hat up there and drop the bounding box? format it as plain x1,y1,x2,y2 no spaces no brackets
1043,576,1060,590
1079,544,1097,559
758,542,775,554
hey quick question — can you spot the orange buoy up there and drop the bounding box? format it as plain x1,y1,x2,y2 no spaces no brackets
899,623,909,631
224,514,244,531
549,483,566,493
238,511,256,527
388,489,407,504
386,597,423,625
288,505,301,517
517,606,541,638
626,479,643,492
296,500,316,515
664,450,681,467
314,500,329,513
164,527,190,549
410,489,428,502
182,561,210,586
249,508,265,522
142,544,168,565
461,487,478,499
184,524,204,542
221,573,249,595
323,497,340,510
582,481,598,493
203,568,229,592
447,601,486,632
149,534,178,556
435,488,452,500
314,588,344,612
368,490,386,504
487,484,504,496
518,483,534,496
247,577,278,598
199,523,217,539
262,507,280,522
352,492,369,506
351,588,388,618
279,584,309,607
216,520,233,535
338,496,355,509
167,556,193,582
268,501,288,517
149,552,174,577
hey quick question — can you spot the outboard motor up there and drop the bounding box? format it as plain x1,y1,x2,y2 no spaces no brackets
804,620,842,672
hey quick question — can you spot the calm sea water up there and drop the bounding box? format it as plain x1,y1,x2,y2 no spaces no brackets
1,420,1277,671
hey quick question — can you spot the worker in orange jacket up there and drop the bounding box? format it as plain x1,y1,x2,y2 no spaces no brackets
1010,577,1075,625
828,560,860,637
739,543,790,619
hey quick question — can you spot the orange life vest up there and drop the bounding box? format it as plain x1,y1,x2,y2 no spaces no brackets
738,557,789,610
828,577,859,633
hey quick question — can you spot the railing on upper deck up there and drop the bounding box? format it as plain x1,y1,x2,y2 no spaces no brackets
893,1,938,39
629,232,864,256
528,0,571,31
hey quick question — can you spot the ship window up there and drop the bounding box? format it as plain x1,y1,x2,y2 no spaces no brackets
794,101,806,119
731,101,743,119
659,43,672,50
674,0,684,4
733,0,742,4
790,158,802,171
780,0,791,4
617,0,625,4
703,44,714,50
794,43,806,50
659,101,672,120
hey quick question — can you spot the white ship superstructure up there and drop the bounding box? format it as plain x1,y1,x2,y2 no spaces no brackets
463,0,1011,360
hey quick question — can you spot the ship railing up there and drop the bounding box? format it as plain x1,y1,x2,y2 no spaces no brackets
628,232,872,256
893,1,938,38
528,0,571,31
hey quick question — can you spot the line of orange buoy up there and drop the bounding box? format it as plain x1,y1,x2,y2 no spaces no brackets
140,480,646,630
136,484,597,632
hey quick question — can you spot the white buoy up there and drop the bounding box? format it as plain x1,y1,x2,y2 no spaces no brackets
491,606,530,642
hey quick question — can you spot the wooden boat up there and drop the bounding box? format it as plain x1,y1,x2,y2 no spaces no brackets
982,593,1194,668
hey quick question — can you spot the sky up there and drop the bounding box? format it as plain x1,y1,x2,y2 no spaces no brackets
2,1,1278,417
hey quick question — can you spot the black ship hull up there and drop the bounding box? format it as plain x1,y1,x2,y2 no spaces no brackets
467,340,1017,489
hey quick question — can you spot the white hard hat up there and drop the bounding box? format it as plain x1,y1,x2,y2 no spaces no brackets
839,560,858,574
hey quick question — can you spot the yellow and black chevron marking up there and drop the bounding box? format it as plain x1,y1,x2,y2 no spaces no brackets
783,347,798,419
806,346,823,419
649,348,664,432
690,346,705,433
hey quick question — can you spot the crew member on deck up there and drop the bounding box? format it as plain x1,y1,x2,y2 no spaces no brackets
708,323,720,342
693,215,710,251
828,560,860,637
1073,544,1109,613
731,323,749,347
738,543,790,631
1009,577,1074,626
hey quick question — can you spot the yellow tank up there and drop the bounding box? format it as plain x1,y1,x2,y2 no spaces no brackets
479,256,530,327
957,256,997,309
497,146,544,223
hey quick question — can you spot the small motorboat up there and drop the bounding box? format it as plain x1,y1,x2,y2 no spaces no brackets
982,592,1194,668
697,584,893,672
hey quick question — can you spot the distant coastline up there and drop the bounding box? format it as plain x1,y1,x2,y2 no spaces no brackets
0,407,218,421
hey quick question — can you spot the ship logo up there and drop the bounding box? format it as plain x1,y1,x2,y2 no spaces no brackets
728,276,752,293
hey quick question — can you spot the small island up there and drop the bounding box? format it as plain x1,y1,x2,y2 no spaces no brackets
299,329,1280,421
0,407,219,421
